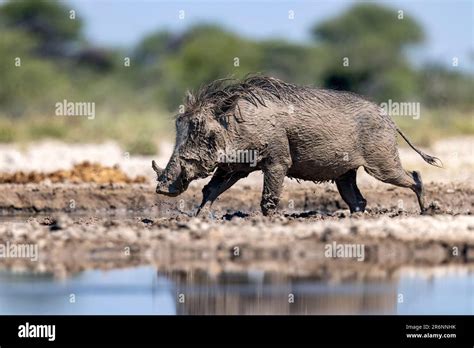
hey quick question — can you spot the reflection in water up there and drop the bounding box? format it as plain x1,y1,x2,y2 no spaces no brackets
0,266,472,315
166,270,398,315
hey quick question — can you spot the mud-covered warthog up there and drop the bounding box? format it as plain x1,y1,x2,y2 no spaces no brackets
153,75,441,215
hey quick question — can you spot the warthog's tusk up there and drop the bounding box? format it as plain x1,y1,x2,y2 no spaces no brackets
152,160,163,176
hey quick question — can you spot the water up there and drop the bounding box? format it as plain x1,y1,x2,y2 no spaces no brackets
0,266,472,315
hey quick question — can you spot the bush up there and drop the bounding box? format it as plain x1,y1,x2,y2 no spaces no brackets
28,121,68,140
0,119,15,142
126,138,158,156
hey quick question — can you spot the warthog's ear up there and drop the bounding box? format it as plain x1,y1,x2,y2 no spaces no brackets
216,94,239,115
185,90,195,106
214,94,243,128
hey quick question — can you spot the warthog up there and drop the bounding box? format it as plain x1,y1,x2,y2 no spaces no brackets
153,75,441,215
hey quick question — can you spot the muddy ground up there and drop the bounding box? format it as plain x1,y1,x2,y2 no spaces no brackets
0,137,472,279
0,180,472,279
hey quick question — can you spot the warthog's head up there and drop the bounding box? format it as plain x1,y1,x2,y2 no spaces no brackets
153,90,228,196
153,75,289,196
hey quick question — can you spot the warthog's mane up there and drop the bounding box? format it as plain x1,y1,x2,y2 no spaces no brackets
183,75,317,120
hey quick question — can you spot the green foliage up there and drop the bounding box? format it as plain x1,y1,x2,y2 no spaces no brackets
133,31,174,66
28,121,68,140
155,25,264,108
0,0,82,56
0,29,73,116
396,109,474,146
0,118,16,142
259,40,329,85
313,4,425,101
419,64,474,108
126,139,158,156
313,4,423,47
0,0,471,147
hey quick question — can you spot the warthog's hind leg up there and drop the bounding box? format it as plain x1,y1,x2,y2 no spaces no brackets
335,169,367,213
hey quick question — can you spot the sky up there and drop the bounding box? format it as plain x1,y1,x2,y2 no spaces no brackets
59,0,474,71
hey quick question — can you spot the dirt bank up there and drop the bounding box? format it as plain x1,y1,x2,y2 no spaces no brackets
0,181,471,216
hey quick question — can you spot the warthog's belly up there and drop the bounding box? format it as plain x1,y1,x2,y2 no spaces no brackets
287,160,357,182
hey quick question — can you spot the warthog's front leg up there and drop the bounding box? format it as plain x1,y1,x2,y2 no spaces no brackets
196,168,249,216
261,163,288,216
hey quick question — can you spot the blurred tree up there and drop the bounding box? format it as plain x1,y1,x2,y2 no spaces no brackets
166,25,262,87
136,25,263,109
0,30,73,116
133,31,175,66
314,4,423,48
419,64,474,108
259,40,329,85
0,0,82,57
0,0,470,146
312,4,424,101
74,47,116,72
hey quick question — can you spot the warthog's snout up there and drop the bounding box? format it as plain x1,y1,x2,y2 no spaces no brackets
152,160,187,197
155,180,183,196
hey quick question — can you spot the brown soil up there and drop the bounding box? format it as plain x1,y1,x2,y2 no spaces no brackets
0,181,470,216
0,161,147,184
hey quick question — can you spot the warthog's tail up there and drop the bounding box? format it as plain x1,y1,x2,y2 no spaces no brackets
397,128,443,168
